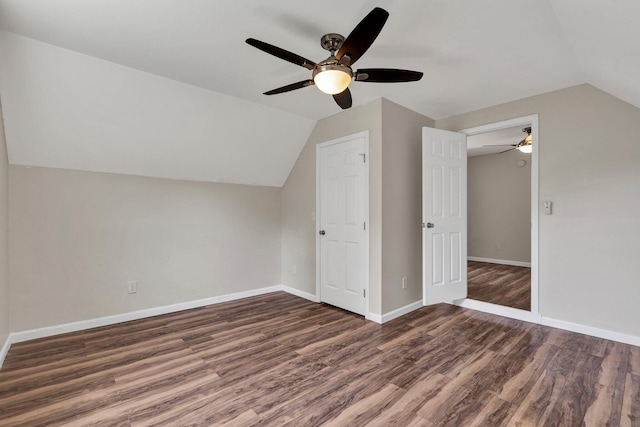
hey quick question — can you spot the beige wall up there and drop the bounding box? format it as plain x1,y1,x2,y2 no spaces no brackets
281,99,383,314
381,99,434,312
468,150,531,263
9,166,282,331
0,102,9,346
6,83,639,342
437,84,640,336
281,98,434,316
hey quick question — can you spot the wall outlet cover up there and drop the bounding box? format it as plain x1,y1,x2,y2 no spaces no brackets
127,281,138,294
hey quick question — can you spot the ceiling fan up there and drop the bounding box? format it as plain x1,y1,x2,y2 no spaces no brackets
485,127,533,154
246,7,423,109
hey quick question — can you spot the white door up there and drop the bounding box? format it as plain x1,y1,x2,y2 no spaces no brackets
317,133,367,316
422,127,467,305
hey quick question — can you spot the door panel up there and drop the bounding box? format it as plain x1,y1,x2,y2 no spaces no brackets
319,135,367,315
423,127,468,305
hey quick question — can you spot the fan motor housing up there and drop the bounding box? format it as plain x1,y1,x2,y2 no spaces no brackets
312,61,353,80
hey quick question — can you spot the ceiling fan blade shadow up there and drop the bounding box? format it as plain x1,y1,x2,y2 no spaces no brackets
336,7,389,66
246,38,317,70
355,68,423,82
333,88,352,109
264,80,314,95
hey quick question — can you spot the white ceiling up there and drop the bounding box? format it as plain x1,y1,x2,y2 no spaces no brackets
1,0,639,185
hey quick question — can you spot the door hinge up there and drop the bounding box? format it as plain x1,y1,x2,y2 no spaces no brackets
363,289,366,298
359,153,366,163
363,221,366,231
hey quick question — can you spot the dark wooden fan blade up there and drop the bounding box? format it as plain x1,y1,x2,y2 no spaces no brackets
333,88,352,109
246,38,317,70
355,68,423,83
336,7,389,66
483,144,517,147
264,80,314,95
497,148,517,154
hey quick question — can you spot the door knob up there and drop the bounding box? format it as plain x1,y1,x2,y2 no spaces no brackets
426,222,435,229
319,230,326,235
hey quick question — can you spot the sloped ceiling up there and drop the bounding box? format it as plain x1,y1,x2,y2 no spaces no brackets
0,0,639,186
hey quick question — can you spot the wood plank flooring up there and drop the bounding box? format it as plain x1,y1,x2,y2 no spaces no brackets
468,261,531,310
1,292,639,426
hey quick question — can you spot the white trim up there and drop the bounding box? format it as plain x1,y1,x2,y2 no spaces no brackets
1,284,318,357
280,285,320,303
316,131,370,318
0,334,11,368
381,300,423,323
468,256,531,268
460,114,540,315
10,285,281,344
541,317,640,347
452,299,542,323
366,312,382,324
3,285,640,368
450,299,640,347
368,301,424,325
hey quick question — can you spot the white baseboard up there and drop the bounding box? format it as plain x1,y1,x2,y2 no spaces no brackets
541,317,640,347
0,333,11,369
280,285,320,303
4,284,639,369
366,300,424,324
468,256,531,268
366,312,382,323
0,284,321,368
453,298,542,324
452,298,640,347
382,300,423,323
10,285,282,345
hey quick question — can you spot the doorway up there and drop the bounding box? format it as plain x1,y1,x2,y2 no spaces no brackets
467,126,531,310
457,115,540,322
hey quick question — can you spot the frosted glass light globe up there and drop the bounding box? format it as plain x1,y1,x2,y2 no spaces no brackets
314,69,352,94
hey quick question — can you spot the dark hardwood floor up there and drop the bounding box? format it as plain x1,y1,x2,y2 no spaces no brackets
1,292,639,426
468,260,531,311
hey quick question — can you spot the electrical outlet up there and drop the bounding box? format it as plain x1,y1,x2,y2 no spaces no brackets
291,265,297,275
127,281,137,294
402,277,407,289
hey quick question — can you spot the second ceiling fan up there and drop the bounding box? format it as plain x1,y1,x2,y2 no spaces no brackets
485,127,533,154
246,7,423,109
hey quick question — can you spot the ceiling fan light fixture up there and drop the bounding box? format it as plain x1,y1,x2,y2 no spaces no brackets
517,144,533,154
247,8,422,108
517,129,533,153
313,63,353,95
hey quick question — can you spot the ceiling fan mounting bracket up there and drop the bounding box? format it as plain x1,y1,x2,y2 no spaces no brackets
320,33,345,54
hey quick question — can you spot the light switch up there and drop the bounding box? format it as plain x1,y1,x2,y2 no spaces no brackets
544,201,553,215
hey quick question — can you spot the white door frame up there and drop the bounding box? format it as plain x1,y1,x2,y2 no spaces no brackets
316,131,370,318
456,114,541,323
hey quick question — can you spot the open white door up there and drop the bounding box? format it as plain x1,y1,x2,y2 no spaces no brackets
422,127,467,305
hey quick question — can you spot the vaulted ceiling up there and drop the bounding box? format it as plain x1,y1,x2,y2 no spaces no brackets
0,0,638,186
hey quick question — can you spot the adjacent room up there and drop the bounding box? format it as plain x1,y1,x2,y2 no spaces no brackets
466,125,533,311
1,1,639,425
